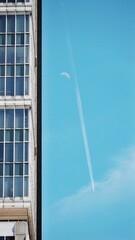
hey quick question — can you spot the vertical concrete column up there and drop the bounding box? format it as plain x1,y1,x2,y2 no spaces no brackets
15,222,29,240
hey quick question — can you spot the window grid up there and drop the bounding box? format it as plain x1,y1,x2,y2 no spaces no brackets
0,14,30,96
0,0,30,3
0,108,29,198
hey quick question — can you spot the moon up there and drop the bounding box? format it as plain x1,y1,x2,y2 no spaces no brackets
60,72,70,79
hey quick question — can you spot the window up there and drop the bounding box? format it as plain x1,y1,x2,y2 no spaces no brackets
0,14,30,96
0,108,29,198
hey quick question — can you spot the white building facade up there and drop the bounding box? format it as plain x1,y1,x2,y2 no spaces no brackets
0,0,40,239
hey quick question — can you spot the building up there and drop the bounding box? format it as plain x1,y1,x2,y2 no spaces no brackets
0,0,41,239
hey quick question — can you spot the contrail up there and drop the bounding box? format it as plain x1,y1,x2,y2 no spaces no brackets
62,5,95,191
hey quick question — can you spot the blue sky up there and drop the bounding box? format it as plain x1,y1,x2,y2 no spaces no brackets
42,0,135,239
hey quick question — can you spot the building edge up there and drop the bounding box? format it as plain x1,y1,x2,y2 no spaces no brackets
37,0,42,239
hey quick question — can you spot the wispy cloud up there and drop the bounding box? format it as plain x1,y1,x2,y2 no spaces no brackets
51,145,135,216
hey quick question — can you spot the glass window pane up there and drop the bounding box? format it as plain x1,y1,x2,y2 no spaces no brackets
25,130,29,141
17,0,24,2
0,178,3,197
25,77,29,95
5,130,14,141
25,143,28,162
16,65,24,76
0,110,4,128
6,109,14,128
16,77,24,95
6,77,14,96
15,109,23,128
5,164,13,176
0,34,5,45
25,65,29,75
15,143,23,162
24,163,28,175
7,47,15,63
24,176,28,196
0,143,3,162
15,177,23,197
26,15,29,32
15,130,23,141
26,34,29,44
25,46,29,63
0,66,5,76
16,34,24,44
25,109,28,128
15,163,23,175
0,47,5,63
16,16,24,33
0,165,3,176
7,16,15,33
16,46,24,63
0,16,6,33
5,143,13,162
0,130,4,141
4,177,13,197
7,34,15,45
7,65,14,76
0,77,4,96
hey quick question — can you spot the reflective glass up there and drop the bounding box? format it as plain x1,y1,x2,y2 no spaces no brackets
0,16,5,33
5,164,13,176
16,77,24,95
25,109,28,128
24,176,28,196
16,16,24,32
15,143,23,162
0,178,3,197
25,34,29,44
16,34,24,44
25,77,29,95
7,65,14,76
0,110,4,128
5,143,13,162
0,164,3,176
25,143,28,162
15,163,23,175
15,130,23,141
0,66,5,76
7,47,15,63
26,15,29,32
6,77,14,96
25,109,29,128
17,0,24,2
16,65,24,76
16,46,24,63
7,16,15,33
0,130,4,141
8,0,15,2
0,47,5,63
4,177,13,197
0,77,4,95
25,65,29,75
7,34,15,45
0,143,3,162
25,130,29,141
25,46,29,63
15,177,23,197
15,109,23,128
5,130,14,141
6,109,14,128
0,34,5,45
24,163,28,175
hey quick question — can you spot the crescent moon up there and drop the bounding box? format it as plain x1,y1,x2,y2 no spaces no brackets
60,72,70,79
